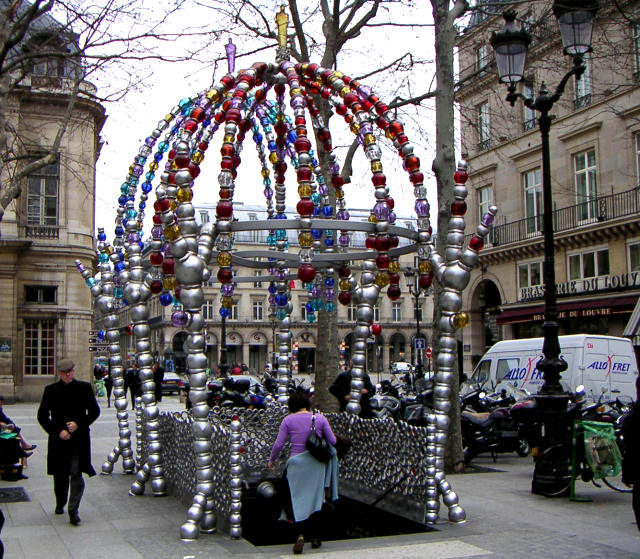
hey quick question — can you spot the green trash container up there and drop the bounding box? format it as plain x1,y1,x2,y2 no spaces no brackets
94,379,106,397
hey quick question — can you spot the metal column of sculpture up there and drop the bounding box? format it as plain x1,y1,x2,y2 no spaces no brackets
75,237,135,474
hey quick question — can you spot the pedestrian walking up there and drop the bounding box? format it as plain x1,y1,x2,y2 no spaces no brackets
37,359,100,526
103,366,113,408
152,362,164,403
621,375,640,531
268,390,338,554
329,368,374,418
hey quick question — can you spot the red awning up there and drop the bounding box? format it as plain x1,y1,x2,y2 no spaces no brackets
496,295,638,325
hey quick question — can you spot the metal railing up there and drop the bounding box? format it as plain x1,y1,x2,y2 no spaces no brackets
481,186,640,248
25,224,59,239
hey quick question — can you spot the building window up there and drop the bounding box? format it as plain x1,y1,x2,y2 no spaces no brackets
477,102,490,151
523,82,537,131
574,149,597,221
348,304,357,322
574,53,592,108
628,241,640,272
301,304,309,321
373,304,380,323
635,133,640,182
226,303,238,320
523,168,542,234
478,186,494,224
25,285,57,304
252,300,264,321
202,300,215,320
24,319,56,375
633,24,640,80
518,261,542,291
392,302,402,322
253,271,263,288
27,158,59,226
568,248,609,281
475,44,490,72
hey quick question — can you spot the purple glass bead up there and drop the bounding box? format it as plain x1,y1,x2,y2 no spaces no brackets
311,286,322,297
131,164,144,177
268,295,276,304
281,61,294,70
373,202,390,221
163,243,171,253
264,188,273,199
360,122,373,135
357,84,372,100
324,288,335,301
329,163,340,174
482,213,495,226
291,96,306,109
389,211,396,224
230,98,243,109
126,233,140,244
318,185,328,196
145,137,155,147
175,116,185,127
151,225,163,239
336,209,350,221
171,310,189,327
221,283,235,296
357,133,364,145
339,234,350,246
414,199,430,217
277,270,287,280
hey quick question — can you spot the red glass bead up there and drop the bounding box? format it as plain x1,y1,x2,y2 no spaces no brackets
365,235,376,249
150,252,163,266
297,263,316,283
297,167,312,181
321,87,332,99
376,253,390,269
396,134,408,145
274,161,287,173
152,214,162,224
294,137,311,152
296,199,315,216
361,100,373,111
126,323,134,336
162,258,175,275
219,188,231,199
371,323,382,335
418,274,433,289
274,84,285,95
409,171,424,185
405,155,420,171
168,149,176,160
375,235,391,251
306,63,319,77
274,122,287,135
343,75,352,85
331,175,344,188
387,284,401,300
216,201,233,218
388,121,404,136
385,196,395,210
220,158,233,170
167,172,176,185
188,163,200,179
323,142,332,151
336,104,347,116
454,170,469,184
174,156,189,169
226,109,241,123
217,268,233,283
317,129,331,142
338,265,351,278
220,75,235,89
376,117,389,129
371,173,386,186
220,144,234,157
198,142,209,152
388,272,400,284
155,198,170,212
389,235,399,248
214,112,226,124
338,291,352,305
451,200,467,216
375,102,388,115
150,280,163,295
231,154,241,169
469,235,485,251
254,89,266,102
184,119,198,133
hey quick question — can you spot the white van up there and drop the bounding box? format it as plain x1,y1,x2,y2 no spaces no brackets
467,335,638,400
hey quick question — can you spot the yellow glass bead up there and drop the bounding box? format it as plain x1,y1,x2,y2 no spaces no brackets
385,129,394,140
298,185,312,197
105,246,113,255
350,122,360,134
164,224,180,241
217,251,232,266
452,312,470,329
149,161,158,172
388,261,400,273
163,276,177,290
169,200,178,212
371,161,383,173
368,214,377,223
221,296,234,309
375,272,390,287
206,89,220,102
276,113,286,122
192,152,204,164
290,88,303,97
261,168,270,178
176,188,193,203
419,261,432,273
269,152,279,164
339,86,351,98
170,160,178,171
335,189,344,199
333,71,344,78
339,279,350,291
365,135,376,147
164,114,174,122
223,134,235,143
298,232,313,247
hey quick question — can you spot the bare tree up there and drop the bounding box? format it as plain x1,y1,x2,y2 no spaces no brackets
0,0,213,225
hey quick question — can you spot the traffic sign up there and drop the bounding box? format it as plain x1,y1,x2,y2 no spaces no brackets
425,347,432,359
414,338,426,349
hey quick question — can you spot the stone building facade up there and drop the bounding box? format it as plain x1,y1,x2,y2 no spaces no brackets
0,16,105,400
456,1,640,372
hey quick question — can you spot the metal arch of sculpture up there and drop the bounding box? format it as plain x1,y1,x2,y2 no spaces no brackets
80,8,499,541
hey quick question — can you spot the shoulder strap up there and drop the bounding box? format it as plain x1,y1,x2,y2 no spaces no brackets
310,411,316,431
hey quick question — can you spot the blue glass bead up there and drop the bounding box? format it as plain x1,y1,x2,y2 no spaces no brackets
122,298,129,306
114,262,125,273
276,309,287,320
325,238,334,246
275,214,287,220
322,206,333,217
203,118,211,127
305,302,313,312
159,292,173,306
85,277,95,287
125,209,137,219
306,283,313,292
120,184,129,195
268,283,277,294
154,153,163,162
113,286,124,298
127,194,135,201
179,97,191,109
142,181,153,193
312,207,321,216
267,141,277,151
287,131,297,143
98,253,109,263
158,141,169,153
307,314,316,323
325,302,335,312
276,229,287,240
139,202,146,209
219,307,231,318
267,235,276,246
114,225,124,236
275,293,288,307
97,231,107,241
138,241,144,249
135,156,146,165
98,330,105,340
311,229,322,240
145,136,155,147
253,132,263,143
312,299,322,311
311,193,321,204
325,277,334,287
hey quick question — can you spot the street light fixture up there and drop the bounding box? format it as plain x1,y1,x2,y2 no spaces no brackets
404,269,424,377
490,3,598,415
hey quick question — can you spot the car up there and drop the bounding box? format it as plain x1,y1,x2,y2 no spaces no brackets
390,362,413,374
161,372,183,395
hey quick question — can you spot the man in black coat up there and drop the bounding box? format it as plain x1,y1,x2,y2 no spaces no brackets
329,368,374,418
37,359,100,526
622,376,640,531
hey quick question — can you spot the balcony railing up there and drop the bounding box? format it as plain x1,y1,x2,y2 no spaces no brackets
25,224,59,239
478,186,640,248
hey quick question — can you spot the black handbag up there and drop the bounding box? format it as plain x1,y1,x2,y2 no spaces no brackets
306,412,331,463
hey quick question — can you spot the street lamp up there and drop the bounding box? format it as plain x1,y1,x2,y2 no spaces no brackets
404,269,424,377
490,3,598,413
268,309,277,371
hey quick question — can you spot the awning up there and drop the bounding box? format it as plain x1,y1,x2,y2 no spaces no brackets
497,295,638,325
622,296,640,345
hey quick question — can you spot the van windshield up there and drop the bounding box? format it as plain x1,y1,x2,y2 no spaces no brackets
470,360,491,388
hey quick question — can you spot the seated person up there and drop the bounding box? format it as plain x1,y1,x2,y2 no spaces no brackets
0,395,36,451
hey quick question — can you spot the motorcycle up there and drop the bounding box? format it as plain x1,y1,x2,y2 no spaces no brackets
460,388,530,463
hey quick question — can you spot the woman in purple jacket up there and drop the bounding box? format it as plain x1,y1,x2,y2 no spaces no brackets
269,390,337,554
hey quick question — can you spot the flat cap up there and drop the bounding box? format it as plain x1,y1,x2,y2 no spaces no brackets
58,359,75,373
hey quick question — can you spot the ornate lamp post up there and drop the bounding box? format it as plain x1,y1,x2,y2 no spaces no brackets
490,2,598,431
404,269,424,377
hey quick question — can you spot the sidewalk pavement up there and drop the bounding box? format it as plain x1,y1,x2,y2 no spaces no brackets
1,396,638,559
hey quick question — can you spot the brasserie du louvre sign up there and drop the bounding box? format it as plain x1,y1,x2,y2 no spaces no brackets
519,271,640,302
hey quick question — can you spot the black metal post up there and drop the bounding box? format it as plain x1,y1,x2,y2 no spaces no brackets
271,321,277,371
414,288,423,376
219,313,229,377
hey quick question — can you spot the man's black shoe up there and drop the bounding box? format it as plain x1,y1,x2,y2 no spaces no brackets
55,506,64,515
69,512,81,526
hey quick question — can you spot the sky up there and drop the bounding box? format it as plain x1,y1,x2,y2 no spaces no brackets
92,1,442,239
